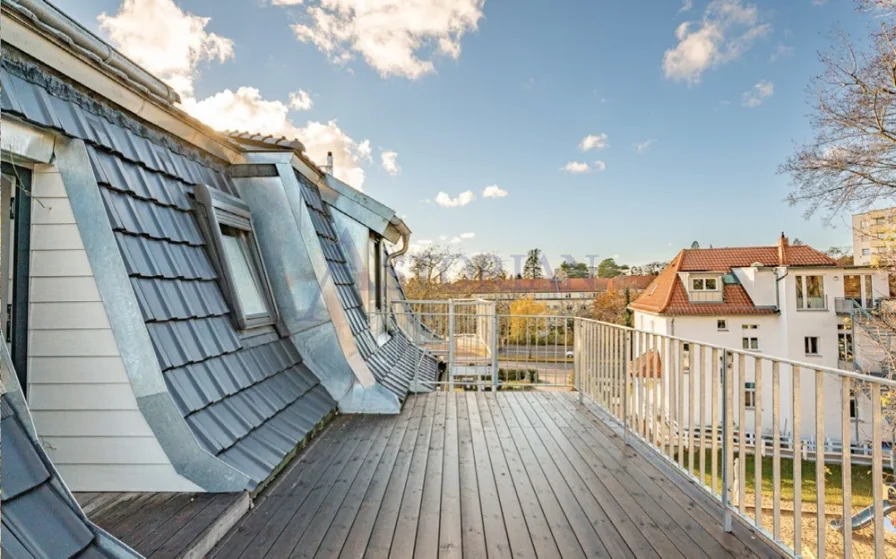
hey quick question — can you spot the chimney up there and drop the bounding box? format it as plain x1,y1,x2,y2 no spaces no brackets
326,151,334,174
777,232,788,266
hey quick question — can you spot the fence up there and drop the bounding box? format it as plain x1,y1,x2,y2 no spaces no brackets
575,317,896,559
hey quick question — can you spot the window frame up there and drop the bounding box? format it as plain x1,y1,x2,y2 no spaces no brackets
192,183,278,331
804,336,820,356
691,277,719,291
717,319,728,331
744,382,756,409
742,337,759,351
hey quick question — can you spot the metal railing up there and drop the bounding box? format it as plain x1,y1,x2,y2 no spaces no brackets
576,317,896,559
382,299,895,557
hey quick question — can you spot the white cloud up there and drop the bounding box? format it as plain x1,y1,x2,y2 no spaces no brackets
679,0,694,12
633,139,656,153
272,0,305,4
289,0,486,79
563,161,590,174
289,89,313,110
524,77,536,89
593,160,607,171
769,43,794,63
460,232,476,239
741,79,774,107
435,191,475,207
98,1,378,191
662,0,770,84
579,133,609,151
482,185,508,198
97,0,234,99
380,151,400,175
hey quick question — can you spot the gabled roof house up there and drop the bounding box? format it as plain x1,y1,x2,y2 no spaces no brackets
0,3,437,547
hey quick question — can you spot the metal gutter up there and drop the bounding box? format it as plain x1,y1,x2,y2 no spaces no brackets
7,0,180,103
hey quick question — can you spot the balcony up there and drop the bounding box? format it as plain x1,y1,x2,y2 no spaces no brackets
194,303,895,559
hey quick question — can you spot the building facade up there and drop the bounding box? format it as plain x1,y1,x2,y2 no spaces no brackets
469,276,655,315
852,207,896,265
631,235,890,443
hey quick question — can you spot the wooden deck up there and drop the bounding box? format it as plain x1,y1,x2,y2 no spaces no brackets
212,391,785,559
75,491,249,558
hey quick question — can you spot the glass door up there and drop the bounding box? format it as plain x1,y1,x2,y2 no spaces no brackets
0,163,32,395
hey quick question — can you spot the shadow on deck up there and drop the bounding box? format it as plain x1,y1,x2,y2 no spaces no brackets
211,392,785,559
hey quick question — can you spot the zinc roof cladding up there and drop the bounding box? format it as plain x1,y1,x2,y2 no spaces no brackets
297,171,438,398
1,396,116,559
226,131,306,153
0,52,336,489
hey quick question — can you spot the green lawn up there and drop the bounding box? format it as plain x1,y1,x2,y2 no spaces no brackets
678,450,881,508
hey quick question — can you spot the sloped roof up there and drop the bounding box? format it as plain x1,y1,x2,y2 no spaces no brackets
608,275,657,291
630,241,832,316
1,53,337,489
679,245,836,271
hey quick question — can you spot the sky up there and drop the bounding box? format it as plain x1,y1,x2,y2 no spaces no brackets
52,0,881,275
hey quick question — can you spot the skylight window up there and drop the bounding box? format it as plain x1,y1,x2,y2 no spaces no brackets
192,184,278,330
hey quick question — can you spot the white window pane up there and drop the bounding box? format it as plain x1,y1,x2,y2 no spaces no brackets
222,234,266,316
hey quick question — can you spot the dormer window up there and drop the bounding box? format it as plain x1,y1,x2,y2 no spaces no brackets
688,276,723,302
192,184,278,330
691,278,718,291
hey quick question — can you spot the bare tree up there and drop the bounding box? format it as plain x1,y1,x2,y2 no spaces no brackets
782,20,896,218
467,252,504,281
403,245,464,300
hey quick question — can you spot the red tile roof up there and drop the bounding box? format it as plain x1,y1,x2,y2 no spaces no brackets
630,237,836,316
608,275,657,291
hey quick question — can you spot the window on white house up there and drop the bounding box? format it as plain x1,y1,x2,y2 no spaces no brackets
744,382,756,409
717,319,727,331
742,324,758,330
850,397,858,419
369,235,384,311
192,184,277,330
863,248,871,256
879,232,888,240
692,277,718,291
742,337,759,351
838,324,854,362
795,275,825,310
804,336,820,355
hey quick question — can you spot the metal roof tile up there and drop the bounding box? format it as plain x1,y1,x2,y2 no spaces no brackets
1,415,50,500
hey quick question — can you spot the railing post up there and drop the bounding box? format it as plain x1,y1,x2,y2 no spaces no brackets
448,299,455,392
721,349,732,532
623,329,632,445
491,312,499,392
575,319,583,404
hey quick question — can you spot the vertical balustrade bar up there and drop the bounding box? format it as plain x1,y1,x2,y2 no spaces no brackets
792,365,802,556
678,339,686,469
491,312,499,392
689,343,696,476
699,345,706,485
772,361,781,542
655,336,669,454
872,383,884,559
575,319,583,404
815,369,825,559
650,333,658,446
841,376,852,559
754,356,763,528
711,347,719,496
722,349,733,532
448,301,455,391
671,338,678,462
623,329,632,443
738,353,746,515
613,328,621,418
599,324,606,405
639,331,647,438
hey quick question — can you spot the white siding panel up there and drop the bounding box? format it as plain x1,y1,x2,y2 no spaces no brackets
31,250,93,277
32,411,154,437
29,329,119,356
31,224,84,250
44,437,170,465
31,170,66,197
53,465,204,493
28,356,128,384
30,277,101,302
30,302,112,330
32,198,76,224
28,384,139,411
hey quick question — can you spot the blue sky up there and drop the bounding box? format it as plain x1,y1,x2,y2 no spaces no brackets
56,0,874,273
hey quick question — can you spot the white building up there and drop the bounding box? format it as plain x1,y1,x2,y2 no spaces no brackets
631,235,890,444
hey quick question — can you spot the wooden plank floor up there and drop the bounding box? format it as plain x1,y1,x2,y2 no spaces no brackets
212,392,786,559
74,491,244,558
